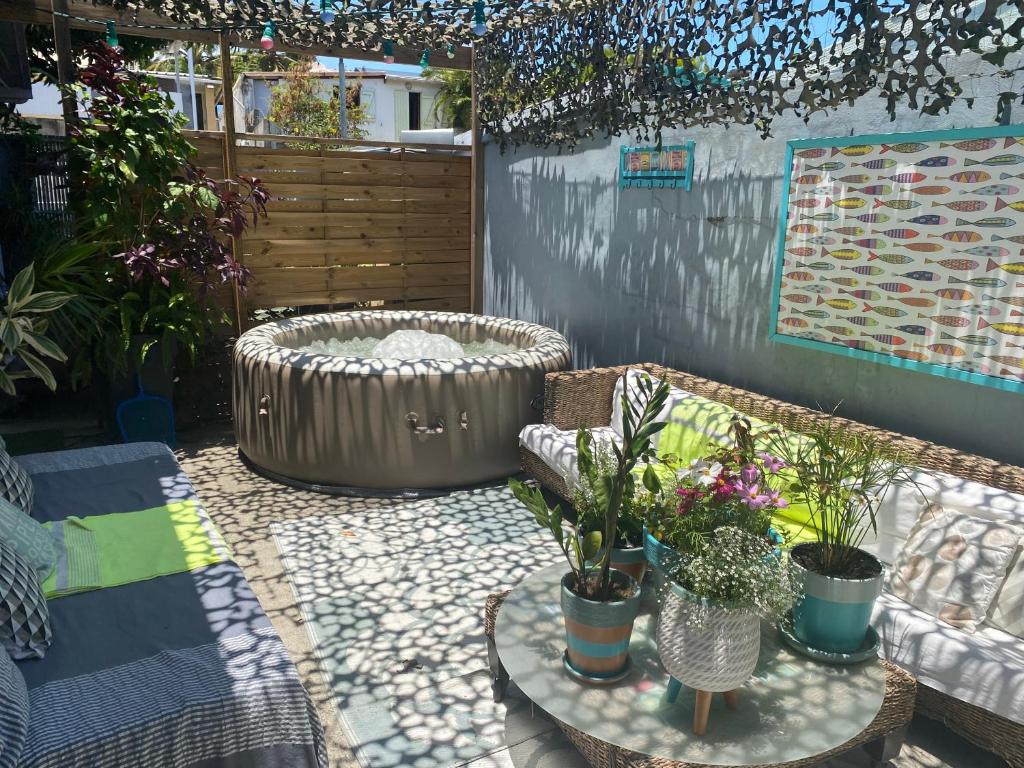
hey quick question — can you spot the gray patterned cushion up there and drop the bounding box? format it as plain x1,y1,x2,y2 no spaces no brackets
0,539,51,660
0,649,28,768
0,497,55,579
0,447,31,514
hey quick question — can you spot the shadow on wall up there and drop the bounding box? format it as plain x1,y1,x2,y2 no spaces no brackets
484,136,1024,467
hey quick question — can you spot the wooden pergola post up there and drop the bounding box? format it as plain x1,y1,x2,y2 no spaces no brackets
219,33,245,336
49,0,77,129
469,44,485,314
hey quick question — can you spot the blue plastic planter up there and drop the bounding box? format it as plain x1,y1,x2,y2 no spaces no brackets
791,545,883,654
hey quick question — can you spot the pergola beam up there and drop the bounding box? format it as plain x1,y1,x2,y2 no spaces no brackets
0,0,473,70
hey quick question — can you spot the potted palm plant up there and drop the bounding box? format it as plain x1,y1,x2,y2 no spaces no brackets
768,420,911,654
511,373,670,682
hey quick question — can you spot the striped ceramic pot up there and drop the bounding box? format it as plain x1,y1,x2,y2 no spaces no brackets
609,544,648,583
561,569,641,680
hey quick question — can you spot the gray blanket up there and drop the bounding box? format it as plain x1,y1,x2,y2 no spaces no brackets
14,443,328,768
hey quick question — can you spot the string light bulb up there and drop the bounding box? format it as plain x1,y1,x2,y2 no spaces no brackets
472,1,486,35
260,20,275,50
382,40,395,64
319,0,335,23
105,21,119,48
419,49,430,69
446,44,455,59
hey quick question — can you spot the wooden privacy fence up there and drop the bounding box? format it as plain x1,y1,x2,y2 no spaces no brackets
185,130,474,320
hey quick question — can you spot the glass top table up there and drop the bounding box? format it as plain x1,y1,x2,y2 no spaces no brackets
495,563,889,767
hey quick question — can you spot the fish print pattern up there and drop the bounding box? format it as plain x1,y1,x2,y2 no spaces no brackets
777,132,1024,388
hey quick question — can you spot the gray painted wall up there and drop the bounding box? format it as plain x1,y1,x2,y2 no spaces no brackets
483,52,1024,466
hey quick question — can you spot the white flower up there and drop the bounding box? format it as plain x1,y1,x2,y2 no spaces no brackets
688,460,723,487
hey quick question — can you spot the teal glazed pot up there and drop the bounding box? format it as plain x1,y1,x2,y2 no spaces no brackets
643,529,681,574
561,569,641,679
791,544,884,654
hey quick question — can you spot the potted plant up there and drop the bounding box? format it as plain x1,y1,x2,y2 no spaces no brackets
573,434,649,583
511,373,670,681
768,419,910,654
0,264,73,395
657,526,799,733
65,43,269,404
644,417,790,584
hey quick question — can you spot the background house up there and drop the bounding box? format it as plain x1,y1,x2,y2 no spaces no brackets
17,70,221,134
233,68,445,141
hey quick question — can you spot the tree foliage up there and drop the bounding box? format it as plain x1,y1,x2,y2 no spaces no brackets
268,60,369,140
425,68,472,130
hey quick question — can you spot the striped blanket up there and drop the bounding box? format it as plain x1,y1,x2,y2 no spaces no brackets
14,442,327,768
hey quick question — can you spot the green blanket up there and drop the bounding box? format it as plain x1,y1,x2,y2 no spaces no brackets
42,500,232,599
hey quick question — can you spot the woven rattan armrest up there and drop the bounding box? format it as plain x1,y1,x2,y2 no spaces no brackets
542,364,657,430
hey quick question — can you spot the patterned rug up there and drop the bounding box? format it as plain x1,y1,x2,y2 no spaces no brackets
271,485,588,768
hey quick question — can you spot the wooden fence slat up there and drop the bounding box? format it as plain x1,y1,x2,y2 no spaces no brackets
219,137,473,312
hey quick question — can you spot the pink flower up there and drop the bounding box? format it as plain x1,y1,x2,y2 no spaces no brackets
758,452,786,474
740,463,760,486
768,489,789,509
736,482,770,510
712,473,735,501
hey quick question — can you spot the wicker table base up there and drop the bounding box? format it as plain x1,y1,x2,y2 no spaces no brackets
485,591,916,768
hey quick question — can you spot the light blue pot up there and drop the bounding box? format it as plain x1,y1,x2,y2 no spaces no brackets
791,546,883,654
643,529,681,574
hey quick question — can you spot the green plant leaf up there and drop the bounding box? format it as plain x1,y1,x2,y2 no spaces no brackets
6,264,35,310
17,291,73,314
0,318,23,352
21,331,66,362
580,530,602,560
17,348,57,391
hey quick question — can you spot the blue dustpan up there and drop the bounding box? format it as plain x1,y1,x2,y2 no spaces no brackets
116,375,176,448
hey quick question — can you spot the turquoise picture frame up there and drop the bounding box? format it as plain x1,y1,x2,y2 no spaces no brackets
619,142,695,190
769,123,1024,395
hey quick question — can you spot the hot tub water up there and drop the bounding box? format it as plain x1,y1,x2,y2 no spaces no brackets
298,329,519,359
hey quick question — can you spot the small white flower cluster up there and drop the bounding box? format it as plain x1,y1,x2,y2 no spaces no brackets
680,526,800,621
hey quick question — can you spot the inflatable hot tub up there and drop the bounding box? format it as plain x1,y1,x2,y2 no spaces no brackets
232,310,571,492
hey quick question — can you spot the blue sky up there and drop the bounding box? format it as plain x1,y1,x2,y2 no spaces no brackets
316,57,423,75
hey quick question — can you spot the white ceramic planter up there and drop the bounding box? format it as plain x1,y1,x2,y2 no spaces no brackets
656,582,760,693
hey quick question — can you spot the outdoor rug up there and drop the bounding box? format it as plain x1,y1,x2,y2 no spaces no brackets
271,484,589,768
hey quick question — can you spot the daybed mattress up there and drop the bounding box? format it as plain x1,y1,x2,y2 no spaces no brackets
13,442,328,768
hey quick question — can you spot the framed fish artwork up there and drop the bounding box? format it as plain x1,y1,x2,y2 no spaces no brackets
619,142,695,190
770,124,1024,394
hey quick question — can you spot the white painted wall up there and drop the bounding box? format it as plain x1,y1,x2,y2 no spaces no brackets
484,48,1024,466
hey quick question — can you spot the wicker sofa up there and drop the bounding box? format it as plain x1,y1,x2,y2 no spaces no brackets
519,363,1024,768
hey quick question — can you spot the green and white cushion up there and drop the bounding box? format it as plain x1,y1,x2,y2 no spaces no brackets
0,539,51,660
0,447,32,514
0,497,56,580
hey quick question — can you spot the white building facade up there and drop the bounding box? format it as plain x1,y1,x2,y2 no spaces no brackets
233,69,446,141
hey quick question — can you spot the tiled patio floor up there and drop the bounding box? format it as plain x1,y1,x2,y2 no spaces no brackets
176,424,1008,768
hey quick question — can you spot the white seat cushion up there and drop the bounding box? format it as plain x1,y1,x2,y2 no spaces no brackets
874,591,1024,725
863,468,1024,637
519,424,621,492
610,369,675,443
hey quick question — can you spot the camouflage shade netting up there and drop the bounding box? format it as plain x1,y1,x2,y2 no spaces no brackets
474,0,1024,149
